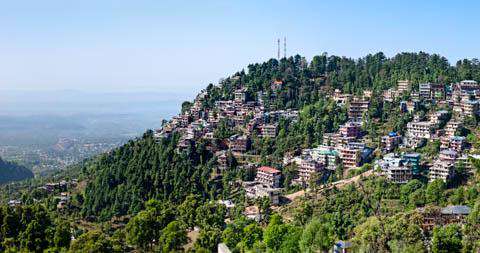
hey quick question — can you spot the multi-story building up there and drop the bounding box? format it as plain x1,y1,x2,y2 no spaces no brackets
234,89,247,103
439,149,458,164
441,136,465,152
386,165,413,184
383,88,396,102
339,121,361,138
294,157,325,186
429,110,449,126
255,166,282,188
397,80,411,94
309,145,339,171
406,120,433,147
244,181,281,205
348,98,370,122
260,124,278,138
332,89,352,105
429,160,454,182
419,83,432,99
376,153,413,184
381,132,401,152
228,135,250,152
339,145,361,170
444,120,462,138
431,83,446,100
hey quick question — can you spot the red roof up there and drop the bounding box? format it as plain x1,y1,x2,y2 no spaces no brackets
257,166,281,174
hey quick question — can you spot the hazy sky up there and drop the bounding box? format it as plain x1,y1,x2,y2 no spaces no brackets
1,0,479,93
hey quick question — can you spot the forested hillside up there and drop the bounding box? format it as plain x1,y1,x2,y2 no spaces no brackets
0,156,33,184
2,51,480,252
82,52,480,220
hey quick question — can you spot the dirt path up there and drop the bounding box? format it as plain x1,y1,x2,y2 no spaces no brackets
284,169,374,202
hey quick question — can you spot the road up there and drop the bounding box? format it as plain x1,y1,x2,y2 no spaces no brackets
284,169,375,202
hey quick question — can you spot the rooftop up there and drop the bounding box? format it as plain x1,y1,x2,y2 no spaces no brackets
441,205,471,215
257,166,281,174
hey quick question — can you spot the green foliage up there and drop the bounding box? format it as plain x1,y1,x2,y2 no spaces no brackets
426,179,446,205
0,156,34,184
82,131,219,220
299,218,334,253
69,230,114,253
432,224,463,253
157,221,188,253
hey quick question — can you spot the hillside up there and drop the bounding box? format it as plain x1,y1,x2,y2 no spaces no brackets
0,51,479,252
0,156,33,184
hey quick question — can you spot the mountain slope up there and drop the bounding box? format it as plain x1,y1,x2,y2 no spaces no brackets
80,51,480,219
0,157,33,184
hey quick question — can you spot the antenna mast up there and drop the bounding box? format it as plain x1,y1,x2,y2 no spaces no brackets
277,38,280,60
284,37,286,58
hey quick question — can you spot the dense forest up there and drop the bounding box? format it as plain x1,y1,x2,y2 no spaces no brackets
0,156,33,184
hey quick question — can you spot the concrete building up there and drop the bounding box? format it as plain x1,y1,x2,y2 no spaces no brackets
419,83,432,99
381,132,401,152
294,157,325,186
339,145,361,170
228,135,250,152
308,145,340,171
376,153,415,183
444,120,462,138
255,166,281,188
348,99,370,122
406,120,433,147
397,80,411,94
260,124,278,138
244,182,281,205
339,121,361,138
429,160,454,182
431,83,446,100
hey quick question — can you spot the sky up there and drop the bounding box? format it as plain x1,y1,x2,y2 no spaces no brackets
0,0,479,94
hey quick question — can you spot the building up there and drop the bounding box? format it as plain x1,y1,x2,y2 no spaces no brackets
228,135,250,152
402,153,421,174
339,145,361,170
419,83,432,99
406,120,433,147
376,153,414,183
381,132,401,152
333,241,352,253
421,205,471,231
348,99,370,122
255,166,281,188
260,124,278,138
429,110,449,126
332,89,352,105
397,80,411,94
294,157,325,186
439,149,457,164
244,182,281,205
234,89,246,103
444,120,462,138
383,88,396,102
441,136,465,152
339,121,361,138
429,160,454,182
431,83,446,100
308,146,339,171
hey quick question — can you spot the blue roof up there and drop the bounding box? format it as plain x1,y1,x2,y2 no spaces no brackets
388,132,397,137
335,241,352,249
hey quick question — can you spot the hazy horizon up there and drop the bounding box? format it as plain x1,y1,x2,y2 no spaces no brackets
2,1,480,92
